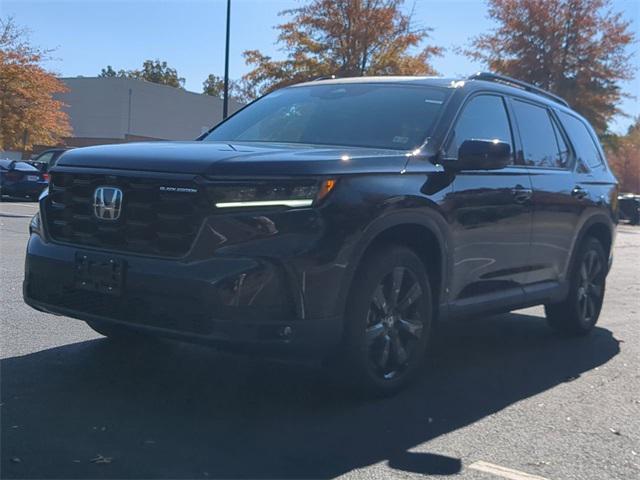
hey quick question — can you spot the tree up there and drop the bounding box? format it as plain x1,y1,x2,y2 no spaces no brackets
135,60,185,88
241,0,442,98
202,74,226,97
98,59,185,88
607,118,640,193
202,74,252,103
466,0,635,135
0,17,71,152
98,65,128,78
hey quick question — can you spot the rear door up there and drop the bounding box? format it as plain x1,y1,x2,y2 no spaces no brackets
508,98,579,288
556,110,618,260
446,94,534,304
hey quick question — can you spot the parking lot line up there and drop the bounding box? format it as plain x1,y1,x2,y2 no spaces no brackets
0,202,38,208
0,203,38,218
469,461,550,480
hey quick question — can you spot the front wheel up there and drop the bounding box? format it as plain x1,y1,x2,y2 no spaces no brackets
330,246,433,396
545,237,607,336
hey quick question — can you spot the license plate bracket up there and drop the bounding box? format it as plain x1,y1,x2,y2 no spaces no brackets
75,253,125,296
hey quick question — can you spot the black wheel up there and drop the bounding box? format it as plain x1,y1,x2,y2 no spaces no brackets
629,208,640,225
545,237,606,336
331,246,432,396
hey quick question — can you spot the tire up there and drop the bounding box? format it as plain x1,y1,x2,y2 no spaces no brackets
330,245,433,396
630,208,640,226
545,237,607,336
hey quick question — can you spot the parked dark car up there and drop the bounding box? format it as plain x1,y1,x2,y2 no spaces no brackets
0,159,49,201
28,148,71,173
618,194,640,225
23,73,618,395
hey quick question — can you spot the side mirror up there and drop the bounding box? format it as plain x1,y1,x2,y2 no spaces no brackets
445,139,512,171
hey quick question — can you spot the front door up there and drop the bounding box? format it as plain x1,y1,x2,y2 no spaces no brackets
445,94,533,303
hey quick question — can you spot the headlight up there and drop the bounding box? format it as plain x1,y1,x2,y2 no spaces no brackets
29,212,41,236
212,179,336,209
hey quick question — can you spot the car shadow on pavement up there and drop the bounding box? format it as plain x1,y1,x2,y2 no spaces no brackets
1,312,620,479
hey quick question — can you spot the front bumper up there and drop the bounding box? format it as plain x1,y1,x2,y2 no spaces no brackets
23,232,343,357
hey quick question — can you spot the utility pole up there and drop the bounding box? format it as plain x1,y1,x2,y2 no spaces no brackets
222,0,231,119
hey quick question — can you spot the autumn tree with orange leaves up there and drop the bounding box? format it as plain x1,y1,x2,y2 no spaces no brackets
606,119,640,193
466,0,635,135
241,0,442,99
0,17,71,153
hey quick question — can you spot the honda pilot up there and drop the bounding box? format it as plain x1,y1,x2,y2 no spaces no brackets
24,73,618,395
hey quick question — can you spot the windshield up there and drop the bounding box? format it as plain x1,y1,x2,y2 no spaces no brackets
203,83,450,150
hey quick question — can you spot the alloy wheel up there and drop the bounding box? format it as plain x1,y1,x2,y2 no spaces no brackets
365,266,425,380
576,249,604,325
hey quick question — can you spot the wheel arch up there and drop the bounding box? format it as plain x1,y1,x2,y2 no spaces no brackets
567,214,615,280
337,212,450,324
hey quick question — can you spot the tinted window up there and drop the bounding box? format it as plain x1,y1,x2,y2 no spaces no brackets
0,160,37,171
35,152,55,165
13,162,38,171
550,116,571,168
204,84,450,150
446,95,513,160
512,100,566,168
558,111,603,169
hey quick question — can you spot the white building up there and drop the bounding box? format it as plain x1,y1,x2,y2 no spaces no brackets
55,77,243,148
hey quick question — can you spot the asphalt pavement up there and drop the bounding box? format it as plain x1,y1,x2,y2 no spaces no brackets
1,201,639,480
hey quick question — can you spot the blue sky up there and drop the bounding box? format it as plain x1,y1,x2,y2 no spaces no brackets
2,0,638,133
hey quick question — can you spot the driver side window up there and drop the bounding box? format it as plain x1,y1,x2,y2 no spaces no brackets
446,95,514,163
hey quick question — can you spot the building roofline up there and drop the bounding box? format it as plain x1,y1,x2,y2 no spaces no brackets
60,76,242,105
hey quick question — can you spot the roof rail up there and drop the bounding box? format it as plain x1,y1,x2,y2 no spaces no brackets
468,72,569,107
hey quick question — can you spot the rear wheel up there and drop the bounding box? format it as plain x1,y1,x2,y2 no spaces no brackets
331,246,433,396
545,237,606,336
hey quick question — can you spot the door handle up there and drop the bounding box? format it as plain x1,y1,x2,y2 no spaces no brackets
571,185,588,200
511,186,532,204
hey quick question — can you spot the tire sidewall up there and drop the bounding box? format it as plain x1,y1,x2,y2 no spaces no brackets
568,238,606,332
342,246,433,393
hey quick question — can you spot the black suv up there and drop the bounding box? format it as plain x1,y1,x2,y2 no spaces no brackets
24,73,618,394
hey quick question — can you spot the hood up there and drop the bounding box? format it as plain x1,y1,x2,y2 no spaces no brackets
54,141,437,177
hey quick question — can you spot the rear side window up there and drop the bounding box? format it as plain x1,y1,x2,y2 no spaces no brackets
557,111,603,169
512,100,567,168
446,95,513,161
35,152,55,165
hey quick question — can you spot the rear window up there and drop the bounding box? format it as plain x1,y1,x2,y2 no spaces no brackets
0,160,38,171
558,111,604,169
13,162,38,171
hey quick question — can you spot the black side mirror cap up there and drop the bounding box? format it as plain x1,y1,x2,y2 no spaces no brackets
442,139,512,171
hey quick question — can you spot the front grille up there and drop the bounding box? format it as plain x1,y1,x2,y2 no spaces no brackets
45,172,208,257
